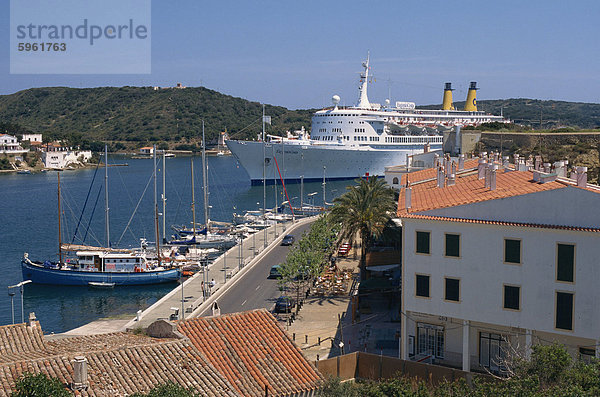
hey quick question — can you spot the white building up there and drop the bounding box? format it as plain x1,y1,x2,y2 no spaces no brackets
398,156,600,374
21,133,42,143
42,149,92,169
384,147,442,190
0,134,28,154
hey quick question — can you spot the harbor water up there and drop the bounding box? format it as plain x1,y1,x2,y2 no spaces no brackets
0,154,350,333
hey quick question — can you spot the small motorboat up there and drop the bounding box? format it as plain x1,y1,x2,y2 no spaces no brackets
88,281,116,288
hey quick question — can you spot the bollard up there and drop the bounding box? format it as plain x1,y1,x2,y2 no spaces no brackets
293,333,296,341
318,337,321,345
305,335,308,344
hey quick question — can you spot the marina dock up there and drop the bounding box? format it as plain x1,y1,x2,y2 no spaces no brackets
65,217,315,334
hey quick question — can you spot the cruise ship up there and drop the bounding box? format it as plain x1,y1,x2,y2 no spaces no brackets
227,54,507,184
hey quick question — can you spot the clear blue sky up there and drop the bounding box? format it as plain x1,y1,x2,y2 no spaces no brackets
1,0,599,109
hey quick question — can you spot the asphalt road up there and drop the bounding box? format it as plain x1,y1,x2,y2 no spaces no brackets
199,221,313,316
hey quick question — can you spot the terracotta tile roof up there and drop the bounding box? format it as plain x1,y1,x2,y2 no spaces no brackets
398,168,566,216
402,158,480,185
397,161,600,232
178,309,322,396
0,322,45,362
0,323,238,396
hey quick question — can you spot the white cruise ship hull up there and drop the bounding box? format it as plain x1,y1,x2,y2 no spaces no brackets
226,140,442,184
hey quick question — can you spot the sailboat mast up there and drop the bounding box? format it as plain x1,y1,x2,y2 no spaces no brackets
154,145,161,265
191,157,196,239
202,120,209,237
57,172,62,263
262,105,267,245
323,166,326,208
162,151,166,243
104,145,110,247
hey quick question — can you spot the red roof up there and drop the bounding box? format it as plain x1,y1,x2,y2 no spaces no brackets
397,160,600,232
178,309,321,396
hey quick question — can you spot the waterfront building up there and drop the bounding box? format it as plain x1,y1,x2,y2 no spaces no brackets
0,134,28,155
0,309,321,396
139,146,154,155
398,156,600,374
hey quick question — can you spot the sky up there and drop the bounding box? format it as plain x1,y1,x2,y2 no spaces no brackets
1,0,599,109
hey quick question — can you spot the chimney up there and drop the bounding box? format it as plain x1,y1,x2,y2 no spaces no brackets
451,160,457,176
434,154,440,168
534,156,542,171
543,162,551,173
437,167,445,188
442,82,454,110
502,156,510,170
423,142,430,153
464,82,478,111
212,301,221,317
478,159,487,179
553,161,565,177
513,154,519,164
447,173,456,186
576,166,588,187
27,312,37,327
72,356,88,391
405,187,412,209
484,164,491,188
490,164,498,190
454,125,461,154
458,154,465,170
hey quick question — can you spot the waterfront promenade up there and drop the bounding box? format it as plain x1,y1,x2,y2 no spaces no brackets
64,217,315,334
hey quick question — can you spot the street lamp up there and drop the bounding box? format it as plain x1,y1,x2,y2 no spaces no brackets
7,290,15,325
8,280,32,324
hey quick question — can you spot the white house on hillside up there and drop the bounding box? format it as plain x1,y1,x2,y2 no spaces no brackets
398,155,600,374
0,134,28,154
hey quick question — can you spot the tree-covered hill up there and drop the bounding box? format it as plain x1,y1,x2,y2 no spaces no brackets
419,98,600,130
1,86,599,150
0,86,314,147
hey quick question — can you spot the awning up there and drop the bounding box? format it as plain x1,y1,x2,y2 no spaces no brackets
366,264,400,272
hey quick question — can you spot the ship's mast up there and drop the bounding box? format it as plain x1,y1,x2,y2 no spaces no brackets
191,157,196,239
57,172,62,263
262,105,267,247
162,151,166,243
356,52,371,109
104,145,110,247
202,120,209,239
154,145,161,265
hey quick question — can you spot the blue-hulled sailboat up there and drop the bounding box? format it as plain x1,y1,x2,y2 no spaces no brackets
21,146,181,286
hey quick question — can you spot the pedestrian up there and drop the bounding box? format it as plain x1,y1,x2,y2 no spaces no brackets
210,278,216,289
201,281,205,297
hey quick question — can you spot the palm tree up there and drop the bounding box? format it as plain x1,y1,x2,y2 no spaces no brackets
330,176,397,278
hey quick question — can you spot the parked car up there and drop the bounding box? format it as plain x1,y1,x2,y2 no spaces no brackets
269,264,282,279
274,296,296,313
281,235,295,246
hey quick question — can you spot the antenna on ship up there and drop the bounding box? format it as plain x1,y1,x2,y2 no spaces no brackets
356,51,371,109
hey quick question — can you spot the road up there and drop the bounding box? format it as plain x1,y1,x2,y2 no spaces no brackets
198,221,313,316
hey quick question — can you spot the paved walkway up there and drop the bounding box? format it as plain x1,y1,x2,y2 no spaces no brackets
284,257,402,361
124,220,299,330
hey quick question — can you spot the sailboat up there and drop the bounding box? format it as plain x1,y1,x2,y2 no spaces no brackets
21,146,181,286
168,123,236,249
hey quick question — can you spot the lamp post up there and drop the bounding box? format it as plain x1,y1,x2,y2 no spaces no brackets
8,280,32,324
7,290,15,325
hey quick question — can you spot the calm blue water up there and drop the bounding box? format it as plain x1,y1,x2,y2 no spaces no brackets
0,154,348,333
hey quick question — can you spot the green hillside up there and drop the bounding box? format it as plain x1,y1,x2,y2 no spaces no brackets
0,86,313,150
1,86,599,151
419,98,600,130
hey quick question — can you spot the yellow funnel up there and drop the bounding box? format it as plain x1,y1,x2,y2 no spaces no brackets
464,82,478,111
442,82,454,110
